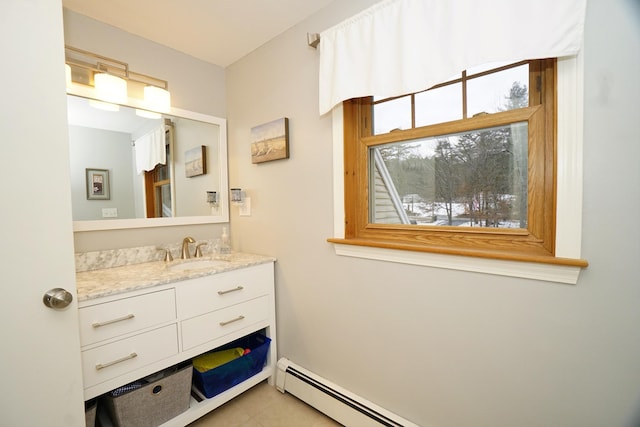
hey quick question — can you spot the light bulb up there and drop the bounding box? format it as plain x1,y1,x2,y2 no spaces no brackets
135,109,162,119
89,99,120,112
94,73,127,104
144,85,171,113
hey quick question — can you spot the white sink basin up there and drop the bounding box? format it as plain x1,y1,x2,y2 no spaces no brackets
168,259,230,271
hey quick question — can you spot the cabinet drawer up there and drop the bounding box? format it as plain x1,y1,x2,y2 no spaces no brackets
181,296,270,351
79,289,176,346
177,264,272,319
81,324,178,389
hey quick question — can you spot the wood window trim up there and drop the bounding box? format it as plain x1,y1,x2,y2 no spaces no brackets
330,59,588,269
144,169,170,218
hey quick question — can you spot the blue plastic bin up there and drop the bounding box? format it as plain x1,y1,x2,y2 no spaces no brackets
193,332,271,398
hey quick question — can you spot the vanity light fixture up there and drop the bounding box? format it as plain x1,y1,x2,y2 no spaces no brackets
135,109,162,119
144,85,171,113
94,72,128,105
88,99,120,112
135,85,171,119
65,45,171,114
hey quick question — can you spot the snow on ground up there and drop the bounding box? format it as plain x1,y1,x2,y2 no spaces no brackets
404,200,521,228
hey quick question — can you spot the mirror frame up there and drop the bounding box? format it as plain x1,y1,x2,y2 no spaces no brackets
68,84,229,231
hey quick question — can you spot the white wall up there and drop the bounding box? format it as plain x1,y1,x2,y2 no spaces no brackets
226,1,640,426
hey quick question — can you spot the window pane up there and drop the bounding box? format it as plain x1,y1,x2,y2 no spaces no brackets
157,137,171,180
157,183,172,217
373,95,411,134
467,64,529,117
157,164,168,181
415,83,462,127
370,122,528,228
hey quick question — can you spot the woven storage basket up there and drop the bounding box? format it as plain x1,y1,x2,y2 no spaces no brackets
104,362,192,427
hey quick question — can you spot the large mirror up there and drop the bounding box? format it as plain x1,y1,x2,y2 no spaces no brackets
67,94,229,231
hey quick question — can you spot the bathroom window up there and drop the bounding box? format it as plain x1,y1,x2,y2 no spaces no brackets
339,59,580,264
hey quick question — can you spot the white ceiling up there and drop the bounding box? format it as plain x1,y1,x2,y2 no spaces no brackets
62,0,334,68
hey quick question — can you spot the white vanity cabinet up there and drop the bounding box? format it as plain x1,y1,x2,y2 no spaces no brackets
77,261,276,426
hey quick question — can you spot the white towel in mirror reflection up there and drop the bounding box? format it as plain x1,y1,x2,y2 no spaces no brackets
134,124,166,174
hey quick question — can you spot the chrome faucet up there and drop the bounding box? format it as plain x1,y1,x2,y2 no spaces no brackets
181,236,195,259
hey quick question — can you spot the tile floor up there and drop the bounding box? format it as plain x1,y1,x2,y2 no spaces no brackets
187,381,343,427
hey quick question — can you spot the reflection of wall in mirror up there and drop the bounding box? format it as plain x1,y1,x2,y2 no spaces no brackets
69,126,136,220
68,110,223,221
173,117,220,217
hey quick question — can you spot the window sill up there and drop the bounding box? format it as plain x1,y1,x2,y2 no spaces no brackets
328,238,587,284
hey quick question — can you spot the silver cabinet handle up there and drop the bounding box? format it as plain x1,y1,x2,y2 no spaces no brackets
95,352,138,370
219,315,245,326
92,313,135,328
218,286,244,295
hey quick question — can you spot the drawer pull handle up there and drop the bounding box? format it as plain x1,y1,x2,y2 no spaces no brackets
218,286,244,295
95,352,138,370
92,313,135,328
219,315,245,326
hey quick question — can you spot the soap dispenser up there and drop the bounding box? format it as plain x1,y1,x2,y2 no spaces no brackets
219,226,231,254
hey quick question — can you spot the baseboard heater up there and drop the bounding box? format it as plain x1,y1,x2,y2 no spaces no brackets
276,358,419,427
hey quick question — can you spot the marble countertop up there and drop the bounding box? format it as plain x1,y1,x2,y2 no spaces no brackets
75,252,275,302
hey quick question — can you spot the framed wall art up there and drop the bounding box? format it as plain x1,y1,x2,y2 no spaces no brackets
251,117,289,164
185,145,207,177
86,168,110,200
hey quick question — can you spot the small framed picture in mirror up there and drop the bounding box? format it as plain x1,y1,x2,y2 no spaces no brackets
86,168,110,200
185,146,207,177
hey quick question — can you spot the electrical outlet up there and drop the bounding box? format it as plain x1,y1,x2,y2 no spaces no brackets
239,197,251,216
102,208,118,218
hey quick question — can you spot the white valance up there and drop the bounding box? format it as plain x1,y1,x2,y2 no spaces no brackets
318,0,587,115
134,124,166,175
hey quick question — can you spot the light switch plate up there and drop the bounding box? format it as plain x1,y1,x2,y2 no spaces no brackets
102,208,118,218
239,197,251,216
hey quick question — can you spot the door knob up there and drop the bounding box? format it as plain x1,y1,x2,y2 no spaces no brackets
43,288,73,310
